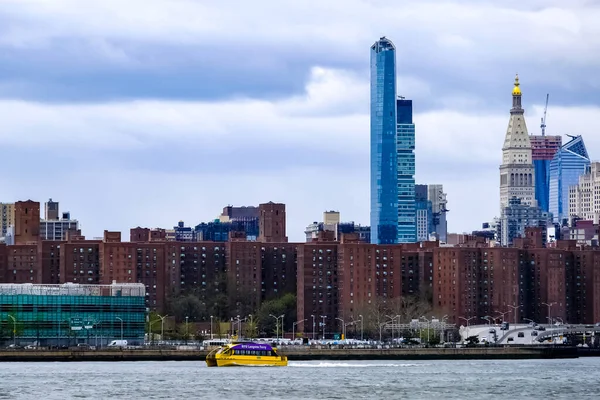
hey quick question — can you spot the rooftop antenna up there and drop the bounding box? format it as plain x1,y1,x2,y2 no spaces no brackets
540,93,549,136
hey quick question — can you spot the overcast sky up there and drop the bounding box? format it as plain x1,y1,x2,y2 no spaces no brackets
2,0,600,241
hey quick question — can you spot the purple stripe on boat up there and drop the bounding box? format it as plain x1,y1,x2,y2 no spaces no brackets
232,343,273,351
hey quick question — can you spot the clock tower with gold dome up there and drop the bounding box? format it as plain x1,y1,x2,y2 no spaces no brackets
499,74,537,211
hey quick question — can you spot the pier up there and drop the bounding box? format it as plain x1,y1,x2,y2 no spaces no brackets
0,346,579,362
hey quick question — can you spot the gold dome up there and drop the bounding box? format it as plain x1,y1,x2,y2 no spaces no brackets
512,73,521,96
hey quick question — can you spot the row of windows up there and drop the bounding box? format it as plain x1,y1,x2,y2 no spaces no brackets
231,350,276,357
0,304,146,313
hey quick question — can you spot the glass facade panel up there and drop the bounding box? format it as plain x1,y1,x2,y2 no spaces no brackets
397,99,416,243
0,283,146,346
533,159,550,212
370,37,398,244
549,136,590,224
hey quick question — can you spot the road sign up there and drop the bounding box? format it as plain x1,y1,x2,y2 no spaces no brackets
333,334,340,340
84,321,93,329
70,318,83,331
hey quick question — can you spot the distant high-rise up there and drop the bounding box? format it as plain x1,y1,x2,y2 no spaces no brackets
427,185,448,243
500,197,548,246
569,162,600,222
549,135,590,224
396,99,417,243
499,75,536,211
44,198,59,221
14,200,40,245
258,202,287,243
0,203,15,238
370,36,398,244
415,185,432,242
40,211,79,241
530,135,562,213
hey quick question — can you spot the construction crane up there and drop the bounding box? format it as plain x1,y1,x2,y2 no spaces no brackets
540,93,549,136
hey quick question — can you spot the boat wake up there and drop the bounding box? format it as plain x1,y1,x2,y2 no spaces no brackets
289,362,422,368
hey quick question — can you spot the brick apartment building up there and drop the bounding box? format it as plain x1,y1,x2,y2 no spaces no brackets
2,200,600,334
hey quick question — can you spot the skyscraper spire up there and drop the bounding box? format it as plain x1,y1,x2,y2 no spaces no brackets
512,73,521,96
500,74,536,211
511,73,523,110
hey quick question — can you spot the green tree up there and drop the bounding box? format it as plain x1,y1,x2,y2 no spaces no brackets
169,294,206,323
209,293,230,321
256,293,296,337
244,317,258,339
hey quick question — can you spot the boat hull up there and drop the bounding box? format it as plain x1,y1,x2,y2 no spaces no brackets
205,341,288,367
206,357,287,367
206,355,288,367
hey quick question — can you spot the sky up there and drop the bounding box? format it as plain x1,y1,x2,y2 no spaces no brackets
2,0,600,241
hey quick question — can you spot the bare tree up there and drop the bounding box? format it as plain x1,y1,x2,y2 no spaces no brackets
390,295,432,323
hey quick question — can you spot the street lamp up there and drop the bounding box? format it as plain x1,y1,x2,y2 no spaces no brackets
185,316,189,342
157,314,168,342
420,316,430,344
269,314,282,339
507,305,519,325
441,315,449,343
233,315,242,339
358,315,364,341
210,315,213,340
320,315,327,340
481,316,492,326
385,315,398,342
378,321,386,343
247,314,254,339
496,311,510,323
459,316,476,343
293,319,307,341
58,318,70,348
335,317,345,340
149,319,160,345
542,302,556,325
8,315,16,347
93,320,103,348
115,317,123,341
311,314,315,341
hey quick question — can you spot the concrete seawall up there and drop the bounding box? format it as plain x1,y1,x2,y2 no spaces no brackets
0,346,579,362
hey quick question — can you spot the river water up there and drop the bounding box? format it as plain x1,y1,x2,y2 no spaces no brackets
0,358,598,399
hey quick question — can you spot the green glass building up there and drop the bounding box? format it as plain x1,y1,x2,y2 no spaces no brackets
0,283,146,347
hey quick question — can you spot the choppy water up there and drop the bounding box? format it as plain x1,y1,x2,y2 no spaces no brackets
0,358,598,399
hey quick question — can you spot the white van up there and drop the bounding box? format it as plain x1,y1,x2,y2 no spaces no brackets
107,340,128,348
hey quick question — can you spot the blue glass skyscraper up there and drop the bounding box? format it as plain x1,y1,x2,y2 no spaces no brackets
531,135,562,213
414,184,431,241
548,135,590,224
397,99,417,243
370,37,398,244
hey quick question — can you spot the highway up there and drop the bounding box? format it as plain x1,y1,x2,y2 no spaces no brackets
460,323,600,345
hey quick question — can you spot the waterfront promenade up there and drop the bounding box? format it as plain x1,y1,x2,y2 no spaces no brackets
0,345,579,362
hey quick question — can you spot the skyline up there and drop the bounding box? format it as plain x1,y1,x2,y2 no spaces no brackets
2,1,600,241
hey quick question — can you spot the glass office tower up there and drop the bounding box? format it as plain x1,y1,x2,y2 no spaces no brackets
370,37,398,244
397,99,417,243
548,135,590,224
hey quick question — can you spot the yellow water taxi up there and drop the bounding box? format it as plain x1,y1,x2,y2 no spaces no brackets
205,342,288,367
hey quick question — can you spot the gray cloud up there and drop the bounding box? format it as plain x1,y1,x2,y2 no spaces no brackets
1,1,600,111
1,1,600,240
